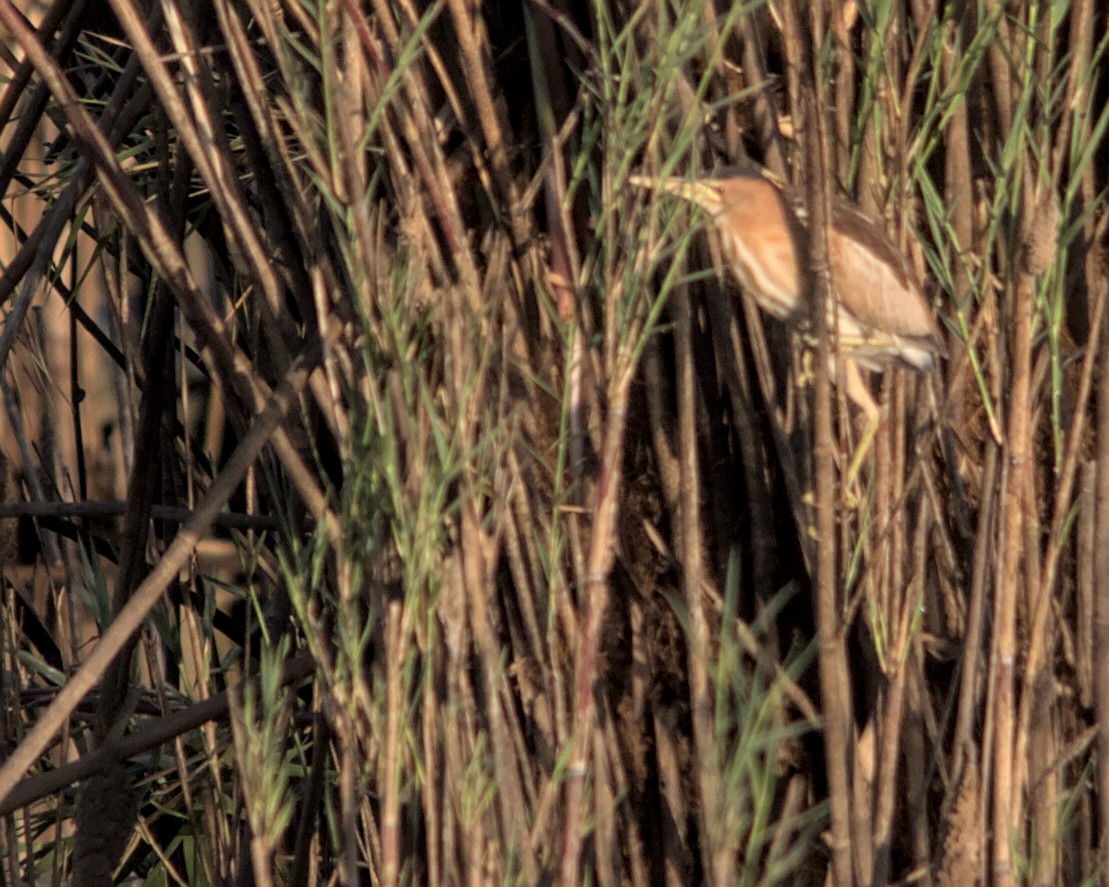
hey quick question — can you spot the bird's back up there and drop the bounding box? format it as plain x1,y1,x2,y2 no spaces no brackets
776,183,946,372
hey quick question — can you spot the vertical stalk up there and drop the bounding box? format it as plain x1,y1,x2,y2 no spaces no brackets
559,365,635,886
991,267,1034,887
783,1,855,883
673,281,730,885
1092,246,1109,883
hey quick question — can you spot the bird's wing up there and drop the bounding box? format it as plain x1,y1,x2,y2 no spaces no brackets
827,211,944,347
785,190,944,348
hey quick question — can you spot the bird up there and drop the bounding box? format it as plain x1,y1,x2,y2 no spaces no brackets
630,167,946,478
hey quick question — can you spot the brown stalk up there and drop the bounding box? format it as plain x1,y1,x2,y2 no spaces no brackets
0,0,90,201
0,54,150,370
1011,208,1106,856
418,666,441,887
872,493,930,886
737,11,788,176
92,123,193,761
380,598,403,887
525,0,583,488
830,0,854,177
446,0,535,258
592,727,617,887
0,0,340,547
0,0,74,134
210,0,319,275
903,647,933,878
365,0,483,306
984,24,1035,886
641,338,681,512
112,0,298,358
990,270,1035,887
508,449,565,743
438,559,469,885
941,10,977,460
702,290,778,610
1024,469,1057,885
673,279,728,884
981,0,1013,140
0,652,316,815
559,359,636,885
603,709,650,887
1077,461,1096,711
0,341,320,805
941,16,976,310
1097,279,1109,877
782,2,855,884
952,440,999,766
457,468,530,862
654,706,694,886
0,499,277,530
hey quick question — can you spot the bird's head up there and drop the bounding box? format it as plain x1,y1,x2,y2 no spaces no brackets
629,170,770,216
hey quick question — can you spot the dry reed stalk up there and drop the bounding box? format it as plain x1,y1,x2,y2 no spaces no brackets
673,279,727,884
781,3,856,886
559,364,635,885
0,341,320,799
0,1,1106,882
1092,196,1109,883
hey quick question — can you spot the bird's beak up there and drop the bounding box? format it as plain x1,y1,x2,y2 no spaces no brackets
629,175,721,211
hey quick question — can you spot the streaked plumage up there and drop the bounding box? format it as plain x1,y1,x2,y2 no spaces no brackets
631,169,946,420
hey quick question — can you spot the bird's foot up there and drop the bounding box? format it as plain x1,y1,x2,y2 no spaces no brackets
796,350,815,387
844,412,881,491
839,484,861,510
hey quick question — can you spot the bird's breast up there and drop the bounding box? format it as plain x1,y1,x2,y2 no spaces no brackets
722,226,803,322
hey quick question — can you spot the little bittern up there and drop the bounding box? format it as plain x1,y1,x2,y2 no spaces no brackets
632,169,946,474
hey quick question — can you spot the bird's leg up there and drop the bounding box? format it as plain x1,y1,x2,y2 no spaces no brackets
797,348,815,387
844,358,881,488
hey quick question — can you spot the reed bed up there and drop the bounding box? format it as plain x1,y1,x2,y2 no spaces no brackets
0,1,1107,884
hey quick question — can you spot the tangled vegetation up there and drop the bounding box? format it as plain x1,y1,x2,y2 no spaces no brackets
0,1,1108,884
